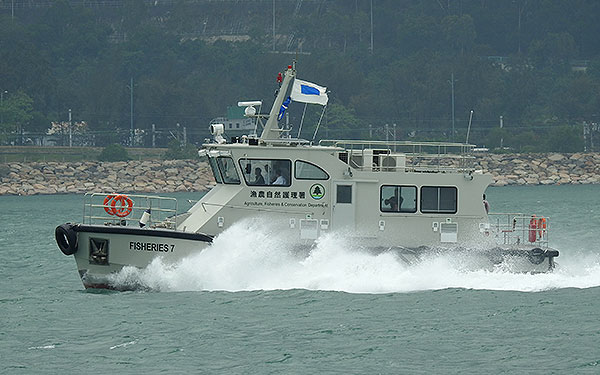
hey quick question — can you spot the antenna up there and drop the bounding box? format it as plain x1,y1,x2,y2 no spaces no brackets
311,104,327,142
465,110,474,144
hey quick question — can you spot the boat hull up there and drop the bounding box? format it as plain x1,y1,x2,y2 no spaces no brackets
58,224,212,289
57,224,558,290
373,245,558,274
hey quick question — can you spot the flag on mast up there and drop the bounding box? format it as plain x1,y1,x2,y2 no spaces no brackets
291,79,329,106
278,96,291,121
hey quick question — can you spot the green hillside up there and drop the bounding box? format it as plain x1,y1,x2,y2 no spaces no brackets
1,0,599,152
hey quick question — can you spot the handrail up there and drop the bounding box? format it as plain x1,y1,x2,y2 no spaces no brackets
321,139,476,173
319,139,476,150
487,213,550,248
83,192,179,230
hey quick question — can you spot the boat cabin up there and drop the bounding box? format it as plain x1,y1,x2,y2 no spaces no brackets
179,137,491,248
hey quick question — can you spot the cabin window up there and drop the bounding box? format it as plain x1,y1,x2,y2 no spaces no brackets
216,157,240,184
420,186,457,214
238,158,292,187
294,160,329,180
380,185,417,213
336,185,352,204
208,157,223,184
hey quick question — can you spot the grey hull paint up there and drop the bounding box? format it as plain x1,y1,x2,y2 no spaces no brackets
71,225,212,289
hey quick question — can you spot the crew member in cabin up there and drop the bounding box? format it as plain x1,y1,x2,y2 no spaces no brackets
272,169,287,185
253,167,265,185
384,191,403,212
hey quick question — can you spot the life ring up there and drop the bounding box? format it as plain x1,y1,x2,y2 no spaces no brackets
103,194,115,215
528,216,538,243
110,194,134,217
537,217,547,237
55,223,78,255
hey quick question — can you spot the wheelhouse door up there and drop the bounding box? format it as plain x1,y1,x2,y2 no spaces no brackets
332,182,355,230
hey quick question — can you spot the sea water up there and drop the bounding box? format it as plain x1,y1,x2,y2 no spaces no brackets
1,185,600,374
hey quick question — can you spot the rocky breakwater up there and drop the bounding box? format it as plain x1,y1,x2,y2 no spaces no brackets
476,153,600,186
0,160,216,195
1,153,599,195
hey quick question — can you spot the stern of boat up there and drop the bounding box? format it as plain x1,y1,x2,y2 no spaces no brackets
484,213,559,272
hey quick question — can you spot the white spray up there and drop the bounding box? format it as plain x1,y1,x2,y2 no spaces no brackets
109,218,600,293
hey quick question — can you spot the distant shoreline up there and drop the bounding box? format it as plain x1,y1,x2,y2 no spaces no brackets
476,152,600,186
0,153,598,195
0,159,215,196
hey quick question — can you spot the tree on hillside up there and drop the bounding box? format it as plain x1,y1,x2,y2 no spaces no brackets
549,73,600,121
528,32,577,71
322,103,361,139
2,0,600,151
441,14,476,56
0,91,34,144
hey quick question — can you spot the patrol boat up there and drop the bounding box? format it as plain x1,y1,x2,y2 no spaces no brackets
55,62,559,289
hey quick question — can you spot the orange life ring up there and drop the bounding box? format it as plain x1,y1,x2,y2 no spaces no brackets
103,194,115,215
537,217,547,237
110,194,134,217
528,217,538,243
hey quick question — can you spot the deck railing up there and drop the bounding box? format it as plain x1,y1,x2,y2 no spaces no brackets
319,139,476,173
83,193,179,229
486,213,549,248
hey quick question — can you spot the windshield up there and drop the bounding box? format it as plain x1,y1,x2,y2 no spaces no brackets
208,157,223,184
216,157,240,184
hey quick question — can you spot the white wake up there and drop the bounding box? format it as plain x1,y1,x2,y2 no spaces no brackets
109,219,600,293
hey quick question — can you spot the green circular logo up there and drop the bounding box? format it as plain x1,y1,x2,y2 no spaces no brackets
310,184,325,200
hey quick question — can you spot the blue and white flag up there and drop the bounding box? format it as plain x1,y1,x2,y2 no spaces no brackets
291,79,329,106
278,96,291,120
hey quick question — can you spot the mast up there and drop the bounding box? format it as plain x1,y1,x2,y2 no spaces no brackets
259,63,295,141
